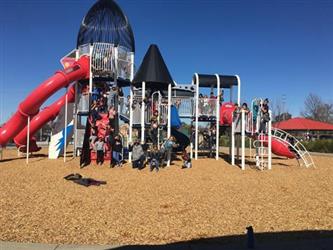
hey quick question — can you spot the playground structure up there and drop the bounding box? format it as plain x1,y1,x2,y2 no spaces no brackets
0,0,315,170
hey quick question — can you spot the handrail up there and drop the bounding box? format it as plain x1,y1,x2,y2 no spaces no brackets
271,127,315,168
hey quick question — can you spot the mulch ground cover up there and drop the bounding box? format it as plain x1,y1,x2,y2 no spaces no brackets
0,148,332,245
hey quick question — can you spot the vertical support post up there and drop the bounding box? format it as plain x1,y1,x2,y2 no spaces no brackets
268,110,272,170
167,83,172,166
128,53,135,163
89,44,93,93
73,49,79,157
230,86,233,103
64,87,68,163
231,112,235,166
215,74,220,160
141,81,146,144
129,86,133,163
194,73,199,160
241,110,245,170
235,75,241,106
157,92,161,150
26,116,30,165
74,82,78,157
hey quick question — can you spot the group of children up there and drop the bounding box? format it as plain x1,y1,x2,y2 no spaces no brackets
88,84,125,167
198,90,224,115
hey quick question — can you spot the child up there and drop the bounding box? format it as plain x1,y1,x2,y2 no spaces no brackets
129,140,146,169
182,149,192,169
150,110,159,146
148,145,160,172
259,98,270,134
95,137,105,165
161,136,177,165
111,135,123,168
89,127,98,151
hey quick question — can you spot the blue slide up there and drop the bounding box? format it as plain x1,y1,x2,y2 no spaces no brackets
170,105,190,150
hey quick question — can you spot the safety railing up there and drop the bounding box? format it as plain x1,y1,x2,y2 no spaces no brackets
77,94,90,113
117,46,133,80
197,98,218,117
172,97,194,117
91,43,115,76
272,127,315,168
118,96,168,125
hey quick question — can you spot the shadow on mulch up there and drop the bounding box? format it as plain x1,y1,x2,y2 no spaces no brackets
111,230,333,250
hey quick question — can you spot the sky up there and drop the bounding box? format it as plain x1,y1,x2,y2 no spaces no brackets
0,0,332,124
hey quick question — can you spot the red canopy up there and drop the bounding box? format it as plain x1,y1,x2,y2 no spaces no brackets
273,117,333,131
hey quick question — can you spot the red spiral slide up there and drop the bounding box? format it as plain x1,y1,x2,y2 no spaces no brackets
0,56,90,150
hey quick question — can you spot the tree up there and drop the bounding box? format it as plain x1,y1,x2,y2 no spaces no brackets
271,97,290,122
274,112,292,122
301,94,333,123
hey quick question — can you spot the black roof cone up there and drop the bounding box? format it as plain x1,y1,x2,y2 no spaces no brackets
132,44,174,89
77,0,135,52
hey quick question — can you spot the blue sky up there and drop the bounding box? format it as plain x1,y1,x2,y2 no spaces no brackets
0,0,332,123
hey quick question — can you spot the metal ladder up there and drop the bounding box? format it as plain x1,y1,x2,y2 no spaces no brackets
253,133,270,170
272,128,315,168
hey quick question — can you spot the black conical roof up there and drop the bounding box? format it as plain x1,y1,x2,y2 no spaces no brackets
77,0,135,52
132,44,174,89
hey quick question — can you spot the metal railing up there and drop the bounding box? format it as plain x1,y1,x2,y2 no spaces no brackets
197,98,218,117
172,97,194,117
91,43,114,75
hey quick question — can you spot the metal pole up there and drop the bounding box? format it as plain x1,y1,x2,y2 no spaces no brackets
141,81,145,144
89,44,93,93
167,83,172,166
268,110,272,170
241,110,245,170
64,87,68,163
215,74,220,160
235,75,241,106
231,112,235,166
73,49,79,157
26,116,30,165
194,73,199,160
129,86,133,163
128,53,135,163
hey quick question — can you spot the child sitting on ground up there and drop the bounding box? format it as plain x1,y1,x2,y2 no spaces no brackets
111,135,123,168
160,136,178,165
148,145,160,172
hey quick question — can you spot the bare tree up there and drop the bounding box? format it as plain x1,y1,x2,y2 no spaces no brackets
301,93,333,123
272,97,290,122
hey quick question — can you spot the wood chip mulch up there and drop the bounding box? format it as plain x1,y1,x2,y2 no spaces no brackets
0,148,332,245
